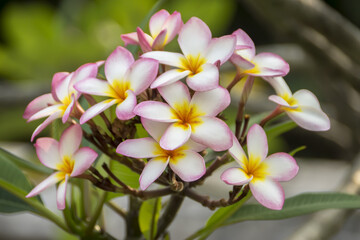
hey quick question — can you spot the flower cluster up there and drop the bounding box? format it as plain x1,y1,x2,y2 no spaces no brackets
24,9,330,210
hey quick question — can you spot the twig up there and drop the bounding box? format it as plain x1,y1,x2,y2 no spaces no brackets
259,106,283,127
106,201,127,219
226,73,245,92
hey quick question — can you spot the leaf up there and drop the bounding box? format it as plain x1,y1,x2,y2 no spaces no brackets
110,160,140,189
223,192,360,226
139,198,162,240
265,120,297,140
0,151,43,212
289,145,307,156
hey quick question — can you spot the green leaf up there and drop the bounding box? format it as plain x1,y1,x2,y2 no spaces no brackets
223,192,360,226
265,120,297,140
0,151,42,213
110,160,140,189
139,198,162,240
289,145,307,156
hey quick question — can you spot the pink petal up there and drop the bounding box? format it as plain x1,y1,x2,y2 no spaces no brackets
149,9,170,37
105,46,134,85
158,81,191,109
51,72,70,102
74,77,110,97
35,137,61,169
232,28,255,60
115,90,137,120
71,63,99,87
127,58,159,94
162,11,183,45
56,174,69,210
136,27,153,53
159,123,191,150
190,86,230,117
230,54,255,70
31,111,62,141
205,35,236,65
79,99,117,124
141,51,183,67
139,157,169,190
186,63,219,91
23,93,57,120
265,153,299,181
61,94,75,123
26,172,62,198
59,124,82,159
292,89,321,109
121,32,139,46
221,167,252,185
268,95,296,108
178,17,211,56
191,117,232,151
71,147,98,177
228,134,247,168
151,69,190,89
286,106,330,131
169,150,205,182
247,124,268,162
251,53,289,77
250,178,285,210
134,101,176,122
54,73,73,103
27,104,62,122
141,118,171,142
152,29,167,50
263,76,292,97
117,137,160,158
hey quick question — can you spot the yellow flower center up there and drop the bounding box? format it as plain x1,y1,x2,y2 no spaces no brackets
59,96,71,113
242,156,268,182
281,94,300,112
171,101,204,130
153,145,188,164
107,80,131,102
179,54,206,76
57,156,75,175
239,62,260,75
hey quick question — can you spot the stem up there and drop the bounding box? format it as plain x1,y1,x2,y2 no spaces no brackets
260,106,284,127
85,192,107,236
63,201,84,234
126,196,143,239
106,201,127,219
226,73,245,92
156,194,185,239
239,114,250,143
150,198,160,240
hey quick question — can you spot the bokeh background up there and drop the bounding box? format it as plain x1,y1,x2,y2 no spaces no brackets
1,0,360,239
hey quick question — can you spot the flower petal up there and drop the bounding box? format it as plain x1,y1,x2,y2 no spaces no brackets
251,53,289,77
105,46,134,84
247,124,268,162
23,93,57,120
141,51,183,67
139,157,169,190
51,72,70,102
35,137,61,169
79,99,117,124
183,138,207,152
292,89,321,109
265,153,299,181
59,124,82,159
26,172,62,198
121,32,139,46
169,150,205,182
190,86,230,117
31,111,62,141
71,147,98,177
268,95,296,108
162,11,182,44
71,63,99,87
115,90,137,120
178,17,211,56
141,118,171,142
117,137,160,158
62,94,75,123
27,104,63,122
263,76,292,97
230,54,255,70
54,73,73,103
286,106,330,131
56,174,69,210
232,28,255,60
228,134,247,168
205,35,236,65
136,27,153,52
221,167,252,185
186,63,219,91
160,123,191,150
250,178,285,210
134,101,176,122
127,58,159,94
74,77,110,97
191,117,232,151
151,69,190,89
149,9,170,37
158,81,191,109
152,29,167,50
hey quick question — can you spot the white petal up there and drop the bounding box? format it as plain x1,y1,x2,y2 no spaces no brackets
169,150,205,182
186,63,219,91
141,118,171,142
205,35,236,65
134,101,176,122
23,94,57,120
139,157,169,190
26,172,62,198
127,58,159,95
121,32,139,46
27,104,63,122
141,51,183,67
151,69,190,89
74,77,111,97
160,123,191,150
105,46,134,85
250,178,285,210
116,137,160,158
183,138,207,152
221,167,252,185
80,99,117,124
115,90,137,120
158,81,191,109
228,134,247,168
246,124,268,162
71,147,98,177
152,29,167,49
286,106,330,131
53,73,72,103
59,124,82,159
162,11,183,45
56,174,69,210
263,76,292,97
149,9,170,37
61,94,75,123
232,28,255,60
31,111,62,142
35,138,61,169
264,153,299,181
231,54,255,70
292,89,321,109
71,62,99,86
51,72,70,102
252,53,289,77
268,95,296,108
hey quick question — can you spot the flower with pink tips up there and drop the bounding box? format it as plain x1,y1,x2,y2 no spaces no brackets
221,124,299,210
231,28,289,78
74,46,159,124
23,62,102,141
117,118,206,190
134,81,233,151
121,9,183,52
265,76,330,131
26,124,98,210
142,17,236,91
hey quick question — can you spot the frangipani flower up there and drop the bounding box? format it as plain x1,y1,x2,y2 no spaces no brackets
142,17,236,91
231,28,289,78
265,76,330,131
74,46,159,123
26,124,98,210
24,62,101,141
121,9,183,52
134,81,232,151
221,124,299,210
117,118,206,190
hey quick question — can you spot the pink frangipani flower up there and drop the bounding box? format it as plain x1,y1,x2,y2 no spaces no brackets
74,46,159,123
26,124,98,210
141,17,236,91
231,28,289,78
265,76,330,131
117,118,206,190
24,62,102,141
221,124,299,210
134,81,233,151
121,9,183,52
